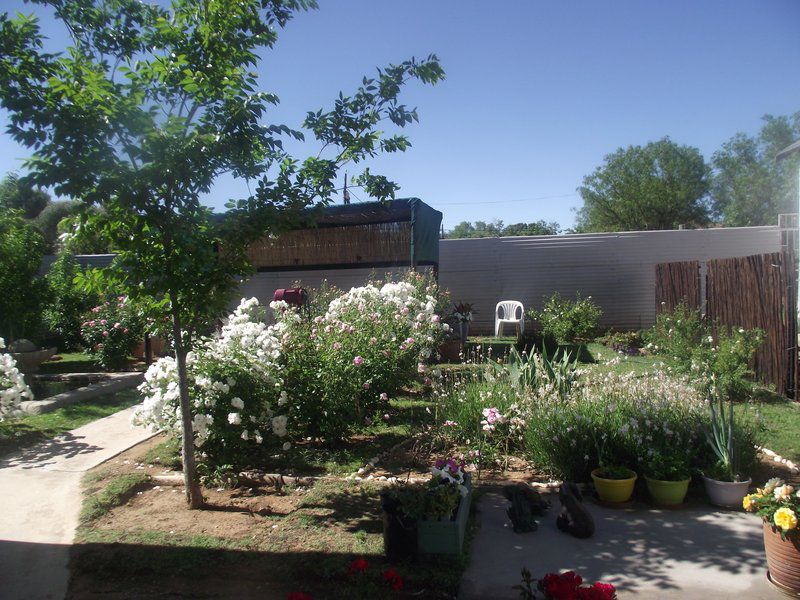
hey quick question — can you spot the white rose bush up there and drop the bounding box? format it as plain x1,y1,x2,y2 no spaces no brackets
280,273,444,440
134,274,444,465
0,337,32,421
133,298,289,466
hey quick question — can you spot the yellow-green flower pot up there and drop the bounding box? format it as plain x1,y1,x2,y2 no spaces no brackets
591,468,637,503
644,475,691,506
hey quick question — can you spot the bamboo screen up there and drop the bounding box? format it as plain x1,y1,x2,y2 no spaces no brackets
247,221,413,269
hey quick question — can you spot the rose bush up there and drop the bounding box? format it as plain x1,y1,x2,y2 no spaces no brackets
279,275,443,439
133,298,289,466
1,336,32,420
80,296,145,369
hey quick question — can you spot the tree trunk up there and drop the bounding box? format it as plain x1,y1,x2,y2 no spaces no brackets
172,314,204,509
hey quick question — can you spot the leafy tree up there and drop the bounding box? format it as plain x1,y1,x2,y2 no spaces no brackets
444,219,559,238
0,0,443,507
43,253,100,350
575,138,710,233
0,172,51,219
501,221,560,236
0,209,46,342
710,112,800,226
33,200,81,252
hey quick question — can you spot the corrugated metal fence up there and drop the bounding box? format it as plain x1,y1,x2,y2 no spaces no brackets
236,225,787,334
438,226,784,333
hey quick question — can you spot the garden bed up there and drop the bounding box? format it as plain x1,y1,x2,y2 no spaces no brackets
70,436,474,600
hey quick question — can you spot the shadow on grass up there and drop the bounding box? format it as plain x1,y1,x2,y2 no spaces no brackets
53,537,462,599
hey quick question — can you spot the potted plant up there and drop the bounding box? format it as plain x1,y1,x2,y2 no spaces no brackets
437,322,463,363
417,458,472,555
743,478,800,594
702,393,751,508
452,302,473,344
644,451,692,506
381,458,472,558
591,465,637,504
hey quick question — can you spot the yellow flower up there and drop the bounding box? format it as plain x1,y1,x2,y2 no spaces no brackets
774,507,798,532
743,494,757,511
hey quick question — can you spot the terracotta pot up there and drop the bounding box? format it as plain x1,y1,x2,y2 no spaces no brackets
763,521,800,595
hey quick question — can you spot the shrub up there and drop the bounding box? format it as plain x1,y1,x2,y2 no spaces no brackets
133,298,289,467
645,303,765,400
597,330,642,355
0,209,46,342
43,253,100,351
1,336,33,419
280,275,443,439
530,292,601,344
522,369,758,481
691,326,765,401
644,302,705,366
80,296,145,369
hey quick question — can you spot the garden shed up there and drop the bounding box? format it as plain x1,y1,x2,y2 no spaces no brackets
246,198,443,273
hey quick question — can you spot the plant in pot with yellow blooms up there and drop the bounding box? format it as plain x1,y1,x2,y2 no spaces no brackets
743,478,800,595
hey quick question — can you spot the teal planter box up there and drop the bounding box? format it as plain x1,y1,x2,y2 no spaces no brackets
417,476,472,555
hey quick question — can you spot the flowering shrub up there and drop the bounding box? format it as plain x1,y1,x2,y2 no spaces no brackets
280,274,443,439
523,368,759,481
133,298,289,466
644,302,704,366
530,292,602,344
515,568,617,600
80,296,144,369
744,478,800,539
1,337,32,420
645,303,764,400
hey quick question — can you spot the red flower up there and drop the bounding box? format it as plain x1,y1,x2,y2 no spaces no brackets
287,593,313,600
348,557,369,575
590,582,616,600
383,568,404,591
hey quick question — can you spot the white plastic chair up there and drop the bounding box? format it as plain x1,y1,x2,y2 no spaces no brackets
495,300,524,336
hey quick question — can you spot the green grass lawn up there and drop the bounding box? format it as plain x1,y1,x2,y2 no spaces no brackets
0,388,142,457
743,388,800,463
38,351,99,374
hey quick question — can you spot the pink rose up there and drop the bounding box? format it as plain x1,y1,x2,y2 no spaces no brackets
380,392,388,401
102,331,109,337
100,319,107,325
362,382,370,390
353,356,364,366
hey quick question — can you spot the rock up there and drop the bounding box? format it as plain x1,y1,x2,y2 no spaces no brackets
8,339,37,353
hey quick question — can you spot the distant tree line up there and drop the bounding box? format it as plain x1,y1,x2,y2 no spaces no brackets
444,219,560,238
574,112,800,233
445,112,799,237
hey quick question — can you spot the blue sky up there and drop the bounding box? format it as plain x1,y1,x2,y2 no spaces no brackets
1,0,798,230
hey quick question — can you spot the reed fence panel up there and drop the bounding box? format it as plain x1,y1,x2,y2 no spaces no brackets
705,252,795,395
655,260,700,313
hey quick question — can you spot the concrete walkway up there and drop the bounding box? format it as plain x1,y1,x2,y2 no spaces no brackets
461,491,782,599
0,407,155,600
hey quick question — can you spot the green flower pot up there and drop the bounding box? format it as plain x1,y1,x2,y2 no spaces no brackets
644,475,691,506
591,468,637,503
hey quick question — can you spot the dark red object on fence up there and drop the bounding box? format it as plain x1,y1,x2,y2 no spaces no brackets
273,287,308,306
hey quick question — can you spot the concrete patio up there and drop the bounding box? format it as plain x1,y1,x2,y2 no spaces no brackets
460,491,782,599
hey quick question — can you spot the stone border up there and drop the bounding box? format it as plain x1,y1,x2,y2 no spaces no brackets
758,446,800,474
19,372,144,415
